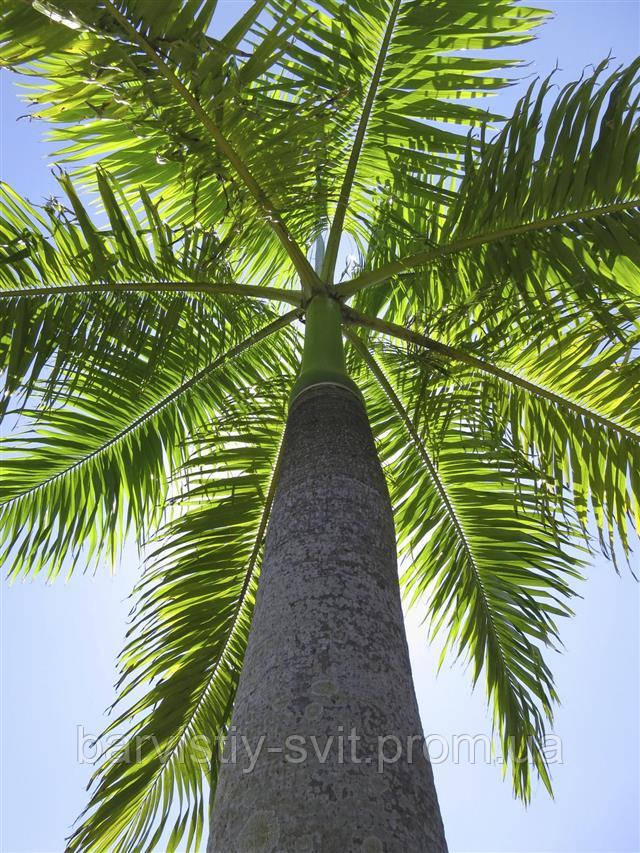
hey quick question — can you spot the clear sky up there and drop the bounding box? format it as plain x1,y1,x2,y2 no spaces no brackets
1,2,639,852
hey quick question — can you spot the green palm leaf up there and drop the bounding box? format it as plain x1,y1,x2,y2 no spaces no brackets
0,0,323,290
0,308,299,579
314,0,549,279
0,173,299,416
66,381,290,852
1,174,302,578
348,331,583,799
338,60,640,337
345,294,640,567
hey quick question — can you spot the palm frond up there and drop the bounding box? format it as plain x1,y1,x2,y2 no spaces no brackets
1,309,300,579
282,0,549,273
0,0,321,289
98,0,318,291
67,380,290,852
338,60,640,335
0,174,300,416
348,331,583,800
345,300,640,566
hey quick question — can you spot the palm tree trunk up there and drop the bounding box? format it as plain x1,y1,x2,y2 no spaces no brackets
208,298,447,852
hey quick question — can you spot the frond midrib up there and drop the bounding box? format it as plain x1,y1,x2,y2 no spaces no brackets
336,198,640,297
322,0,402,281
345,307,640,443
347,331,516,696
0,281,303,305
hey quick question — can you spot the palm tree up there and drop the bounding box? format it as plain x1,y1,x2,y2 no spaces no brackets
1,0,639,849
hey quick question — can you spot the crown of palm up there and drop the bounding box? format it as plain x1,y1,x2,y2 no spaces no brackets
1,1,638,850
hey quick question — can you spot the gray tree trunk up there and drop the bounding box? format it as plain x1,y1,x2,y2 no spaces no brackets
208,384,447,852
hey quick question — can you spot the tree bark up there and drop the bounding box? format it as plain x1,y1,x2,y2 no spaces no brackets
208,384,447,852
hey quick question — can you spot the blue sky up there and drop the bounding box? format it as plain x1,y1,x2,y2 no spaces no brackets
1,2,639,851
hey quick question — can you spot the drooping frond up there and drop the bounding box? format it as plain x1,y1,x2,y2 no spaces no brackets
338,61,640,334
345,291,640,567
67,380,291,852
0,308,300,580
347,330,583,799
